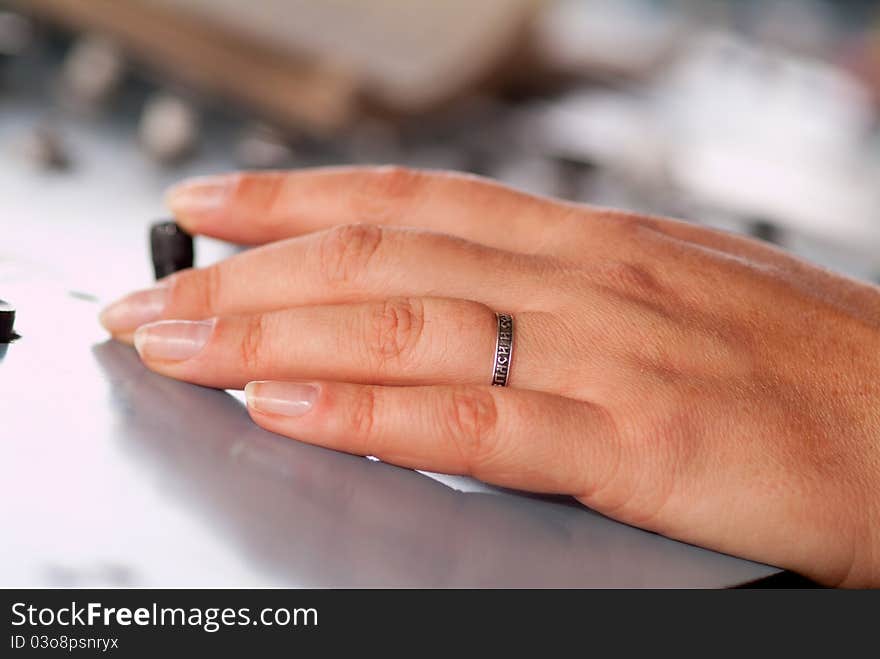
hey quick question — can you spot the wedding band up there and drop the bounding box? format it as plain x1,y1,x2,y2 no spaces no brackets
491,313,514,387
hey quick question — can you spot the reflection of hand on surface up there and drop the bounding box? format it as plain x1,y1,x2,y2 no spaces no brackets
93,339,756,587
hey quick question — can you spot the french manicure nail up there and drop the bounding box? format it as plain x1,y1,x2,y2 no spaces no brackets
245,381,318,417
99,286,168,333
166,176,231,216
134,319,215,361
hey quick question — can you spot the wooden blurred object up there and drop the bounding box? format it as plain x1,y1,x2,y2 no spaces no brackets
11,0,359,132
11,0,539,133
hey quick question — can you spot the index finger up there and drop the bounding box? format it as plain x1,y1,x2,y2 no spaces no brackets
165,166,571,252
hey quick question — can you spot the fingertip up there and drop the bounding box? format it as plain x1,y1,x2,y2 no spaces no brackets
132,324,149,356
170,212,200,236
165,174,235,230
163,179,186,208
244,380,261,409
97,306,113,333
110,331,135,346
96,311,135,344
98,286,168,334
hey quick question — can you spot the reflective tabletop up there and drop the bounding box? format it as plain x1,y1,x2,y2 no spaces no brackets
0,280,778,587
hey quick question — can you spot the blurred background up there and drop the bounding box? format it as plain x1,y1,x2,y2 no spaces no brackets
2,0,880,294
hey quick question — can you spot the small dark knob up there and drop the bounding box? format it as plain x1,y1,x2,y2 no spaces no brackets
150,220,194,279
0,299,16,343
748,219,782,245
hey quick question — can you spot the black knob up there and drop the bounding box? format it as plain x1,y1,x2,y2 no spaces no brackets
748,218,782,245
0,299,16,343
150,220,194,279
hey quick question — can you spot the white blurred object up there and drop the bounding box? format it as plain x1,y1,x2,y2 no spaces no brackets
520,89,664,182
661,34,880,251
534,0,682,77
59,35,125,109
524,32,880,254
139,94,200,164
491,154,562,197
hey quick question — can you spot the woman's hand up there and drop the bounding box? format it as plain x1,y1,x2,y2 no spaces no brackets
99,167,880,586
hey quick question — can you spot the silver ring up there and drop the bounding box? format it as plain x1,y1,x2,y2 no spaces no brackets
491,313,514,387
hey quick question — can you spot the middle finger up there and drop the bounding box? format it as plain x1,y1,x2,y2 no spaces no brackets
100,224,554,338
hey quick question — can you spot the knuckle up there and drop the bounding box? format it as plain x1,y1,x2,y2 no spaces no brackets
170,265,224,317
202,265,225,316
365,297,426,367
239,172,286,228
574,403,624,500
239,314,269,372
443,388,500,473
367,165,426,198
317,223,384,287
608,211,662,238
616,398,696,519
349,386,378,442
633,325,744,383
599,260,665,299
350,166,426,225
224,171,247,198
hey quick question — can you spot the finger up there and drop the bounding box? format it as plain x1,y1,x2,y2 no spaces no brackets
100,224,554,336
165,164,828,269
165,166,571,252
243,380,618,496
132,298,556,392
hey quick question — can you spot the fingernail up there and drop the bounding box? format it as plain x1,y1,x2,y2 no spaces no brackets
134,319,215,361
99,286,168,333
166,176,231,217
245,381,318,417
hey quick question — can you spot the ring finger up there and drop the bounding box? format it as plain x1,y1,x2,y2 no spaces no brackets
132,297,561,392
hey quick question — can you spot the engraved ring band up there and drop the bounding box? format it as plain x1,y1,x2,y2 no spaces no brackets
491,313,514,387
